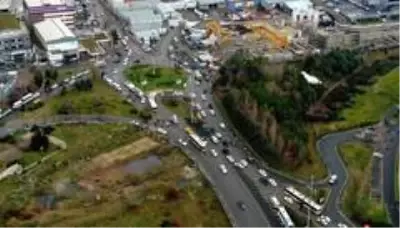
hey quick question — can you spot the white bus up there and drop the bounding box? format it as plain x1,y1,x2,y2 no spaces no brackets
21,93,33,102
284,186,322,215
277,206,295,228
185,127,207,150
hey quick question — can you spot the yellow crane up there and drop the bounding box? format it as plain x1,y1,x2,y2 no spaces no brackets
245,21,289,49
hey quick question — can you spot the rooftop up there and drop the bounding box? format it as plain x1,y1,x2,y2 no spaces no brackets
0,13,20,30
0,0,11,11
284,0,313,11
24,0,75,8
34,18,75,43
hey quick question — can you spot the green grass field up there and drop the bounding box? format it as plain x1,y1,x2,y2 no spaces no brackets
315,67,399,136
340,142,391,226
21,72,136,121
124,65,187,92
0,124,230,227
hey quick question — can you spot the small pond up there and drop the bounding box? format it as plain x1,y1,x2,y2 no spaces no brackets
123,154,161,174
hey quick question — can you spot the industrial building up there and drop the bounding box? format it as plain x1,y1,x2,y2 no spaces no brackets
114,1,163,44
310,22,399,49
23,0,76,28
275,0,319,27
0,13,32,63
196,0,225,10
33,18,79,66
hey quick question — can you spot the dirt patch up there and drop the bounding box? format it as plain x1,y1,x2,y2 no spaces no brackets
87,137,159,172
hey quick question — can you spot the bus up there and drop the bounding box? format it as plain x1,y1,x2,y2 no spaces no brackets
284,186,322,215
277,206,295,228
185,127,207,150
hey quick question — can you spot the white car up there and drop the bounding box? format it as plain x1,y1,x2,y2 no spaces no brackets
210,149,218,157
219,122,226,129
156,128,168,135
189,92,196,98
338,223,348,228
211,135,219,144
201,94,207,101
328,174,337,184
239,159,248,168
235,162,245,169
140,97,146,104
258,169,267,177
195,80,201,86
268,178,277,187
200,110,207,118
51,83,59,90
283,196,294,204
317,215,331,226
131,120,140,126
215,132,222,139
219,164,228,174
209,109,216,116
226,155,235,163
178,138,188,146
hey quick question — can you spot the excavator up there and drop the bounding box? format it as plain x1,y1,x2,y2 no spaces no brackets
205,20,232,46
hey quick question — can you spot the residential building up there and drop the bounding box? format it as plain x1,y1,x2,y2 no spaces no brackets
23,0,76,28
33,18,79,66
0,13,32,63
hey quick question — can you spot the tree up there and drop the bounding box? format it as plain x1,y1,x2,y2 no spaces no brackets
29,128,50,151
44,80,51,93
45,69,52,79
33,71,43,88
60,86,67,96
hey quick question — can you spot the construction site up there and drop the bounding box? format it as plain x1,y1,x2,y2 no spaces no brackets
187,0,322,62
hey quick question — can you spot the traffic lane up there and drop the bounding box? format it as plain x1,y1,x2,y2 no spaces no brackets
382,129,399,226
168,128,271,227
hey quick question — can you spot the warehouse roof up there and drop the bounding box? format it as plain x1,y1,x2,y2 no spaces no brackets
283,0,312,11
196,0,225,6
24,0,74,8
34,18,75,43
0,0,11,11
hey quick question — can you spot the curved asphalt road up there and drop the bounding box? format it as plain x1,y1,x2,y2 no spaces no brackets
317,129,362,226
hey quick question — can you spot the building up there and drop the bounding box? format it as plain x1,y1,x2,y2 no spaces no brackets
0,13,32,63
23,0,76,28
277,0,319,26
33,18,79,66
196,0,225,10
109,0,164,44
